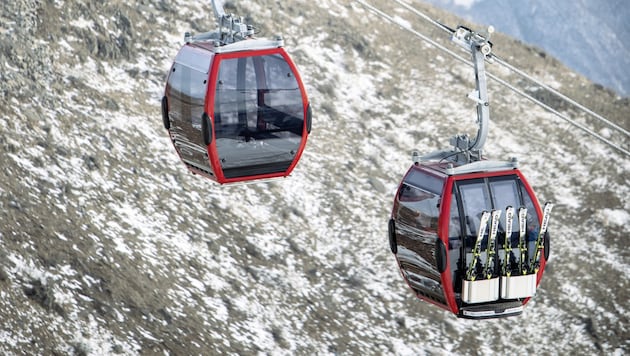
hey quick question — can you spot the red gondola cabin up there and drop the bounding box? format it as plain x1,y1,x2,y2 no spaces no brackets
162,37,311,184
389,159,550,319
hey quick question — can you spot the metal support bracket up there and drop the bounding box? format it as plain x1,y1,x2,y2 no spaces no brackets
449,26,495,160
185,0,257,45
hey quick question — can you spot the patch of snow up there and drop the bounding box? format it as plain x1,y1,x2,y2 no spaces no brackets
597,208,630,227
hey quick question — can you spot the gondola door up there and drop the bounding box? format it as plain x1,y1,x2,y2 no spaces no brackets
440,170,544,317
208,48,309,183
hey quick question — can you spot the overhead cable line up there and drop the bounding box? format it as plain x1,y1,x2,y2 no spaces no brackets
392,0,453,35
487,70,630,156
356,1,463,63
355,1,472,71
491,55,630,138
394,0,629,139
355,0,629,157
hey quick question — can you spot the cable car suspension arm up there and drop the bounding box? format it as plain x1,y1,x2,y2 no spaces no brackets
357,0,491,161
449,26,494,156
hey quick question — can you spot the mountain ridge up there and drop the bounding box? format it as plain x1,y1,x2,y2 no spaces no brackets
0,0,628,354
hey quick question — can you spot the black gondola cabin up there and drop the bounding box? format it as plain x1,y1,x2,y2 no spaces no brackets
389,160,549,319
162,38,311,184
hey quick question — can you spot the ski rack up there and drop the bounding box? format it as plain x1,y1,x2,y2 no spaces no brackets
462,205,539,304
184,0,258,45
419,26,495,165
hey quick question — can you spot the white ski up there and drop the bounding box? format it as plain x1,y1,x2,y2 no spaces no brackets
484,209,501,279
466,210,490,281
530,202,553,273
518,207,528,275
502,206,514,277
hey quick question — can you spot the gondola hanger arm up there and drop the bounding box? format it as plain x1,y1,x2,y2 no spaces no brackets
440,26,494,163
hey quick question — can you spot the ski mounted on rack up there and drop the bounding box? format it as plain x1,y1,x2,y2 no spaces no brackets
517,207,528,274
530,202,553,273
484,210,501,280
466,211,491,281
502,206,515,277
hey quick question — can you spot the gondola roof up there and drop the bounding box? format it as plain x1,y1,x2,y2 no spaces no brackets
188,36,285,54
414,158,520,176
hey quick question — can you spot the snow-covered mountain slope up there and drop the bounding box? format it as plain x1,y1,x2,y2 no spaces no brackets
0,0,628,354
421,0,630,97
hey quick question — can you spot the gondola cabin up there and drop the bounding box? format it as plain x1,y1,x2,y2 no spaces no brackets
388,159,550,319
162,37,311,184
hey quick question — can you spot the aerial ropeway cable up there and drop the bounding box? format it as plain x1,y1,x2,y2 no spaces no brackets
491,54,630,139
356,0,629,157
393,0,629,140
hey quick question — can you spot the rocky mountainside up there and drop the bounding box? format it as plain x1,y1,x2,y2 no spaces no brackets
0,0,628,354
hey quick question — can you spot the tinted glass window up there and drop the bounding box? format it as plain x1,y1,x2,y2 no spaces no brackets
167,62,208,130
395,179,446,305
459,180,492,246
214,54,304,178
489,178,520,246
397,183,441,231
448,192,462,242
448,192,462,290
450,175,542,292
174,46,212,73
405,170,444,195
519,180,541,262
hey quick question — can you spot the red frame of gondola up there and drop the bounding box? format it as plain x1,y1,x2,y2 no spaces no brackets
195,47,310,184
